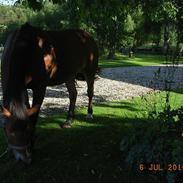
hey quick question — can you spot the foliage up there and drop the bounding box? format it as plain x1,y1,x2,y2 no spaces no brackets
0,2,65,43
120,105,183,182
120,51,183,182
86,0,129,57
0,0,183,56
62,0,85,28
30,2,64,30
0,4,35,43
15,0,44,10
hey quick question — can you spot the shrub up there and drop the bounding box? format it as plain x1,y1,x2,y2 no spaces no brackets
120,107,183,182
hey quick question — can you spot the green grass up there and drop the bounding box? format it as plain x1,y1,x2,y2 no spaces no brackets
0,90,183,183
99,54,183,68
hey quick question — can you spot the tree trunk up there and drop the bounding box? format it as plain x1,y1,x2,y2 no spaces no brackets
107,49,115,59
173,32,181,64
163,25,170,61
128,47,133,58
163,25,169,52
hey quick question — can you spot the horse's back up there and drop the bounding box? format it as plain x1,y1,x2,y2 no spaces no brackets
47,29,98,60
46,29,98,85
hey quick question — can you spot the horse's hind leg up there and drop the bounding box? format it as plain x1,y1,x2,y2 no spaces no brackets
62,79,77,128
85,74,95,121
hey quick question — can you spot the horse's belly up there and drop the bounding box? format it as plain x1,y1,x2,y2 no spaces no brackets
47,72,75,86
47,79,64,86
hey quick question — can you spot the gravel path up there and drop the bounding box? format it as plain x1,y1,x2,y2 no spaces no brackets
39,65,183,116
0,65,183,116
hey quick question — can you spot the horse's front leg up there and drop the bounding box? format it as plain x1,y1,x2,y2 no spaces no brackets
28,86,46,148
62,80,77,128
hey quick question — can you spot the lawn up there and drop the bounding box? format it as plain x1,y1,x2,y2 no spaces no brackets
0,90,183,183
99,54,183,68
1,52,182,68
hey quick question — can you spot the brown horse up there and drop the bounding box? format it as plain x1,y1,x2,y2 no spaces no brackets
0,23,98,164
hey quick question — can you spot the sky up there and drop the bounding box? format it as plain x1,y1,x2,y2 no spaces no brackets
0,0,16,5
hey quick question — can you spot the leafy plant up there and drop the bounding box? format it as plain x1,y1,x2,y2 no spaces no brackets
120,108,183,182
120,48,183,182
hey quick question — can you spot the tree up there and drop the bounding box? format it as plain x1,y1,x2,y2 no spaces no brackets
88,0,129,58
0,4,34,43
30,2,64,30
174,0,183,59
140,0,178,54
15,0,44,10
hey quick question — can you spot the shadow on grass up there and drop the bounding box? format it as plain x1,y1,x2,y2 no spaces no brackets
39,100,141,118
96,101,140,111
172,88,183,95
0,109,157,183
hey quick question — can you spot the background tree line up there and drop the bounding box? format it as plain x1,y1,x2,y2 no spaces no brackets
0,0,182,58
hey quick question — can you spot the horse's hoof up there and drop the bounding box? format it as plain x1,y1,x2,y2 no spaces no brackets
61,122,72,128
86,114,93,121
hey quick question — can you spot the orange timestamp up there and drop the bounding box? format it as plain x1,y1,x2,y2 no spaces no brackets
139,163,183,172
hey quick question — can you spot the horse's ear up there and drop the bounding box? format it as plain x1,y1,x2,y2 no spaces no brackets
37,36,44,48
0,106,11,118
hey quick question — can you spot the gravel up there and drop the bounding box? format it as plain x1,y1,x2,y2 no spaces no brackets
0,65,183,117
40,65,183,116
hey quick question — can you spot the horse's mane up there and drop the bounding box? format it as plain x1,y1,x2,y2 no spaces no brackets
1,23,37,119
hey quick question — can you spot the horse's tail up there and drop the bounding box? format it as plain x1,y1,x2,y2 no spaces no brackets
1,31,27,120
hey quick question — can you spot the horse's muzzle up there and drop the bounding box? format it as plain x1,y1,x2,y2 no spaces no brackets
12,148,32,164
8,143,32,164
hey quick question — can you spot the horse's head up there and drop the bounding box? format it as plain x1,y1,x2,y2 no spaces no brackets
0,105,39,164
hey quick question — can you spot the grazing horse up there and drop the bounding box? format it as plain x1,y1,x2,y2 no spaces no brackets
0,23,98,164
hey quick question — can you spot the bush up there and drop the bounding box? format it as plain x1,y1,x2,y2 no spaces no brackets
120,107,183,182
